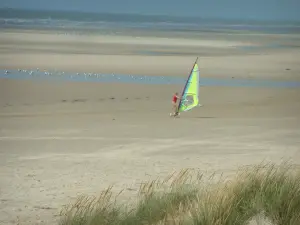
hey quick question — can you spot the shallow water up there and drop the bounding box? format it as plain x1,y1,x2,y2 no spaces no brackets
1,69,300,88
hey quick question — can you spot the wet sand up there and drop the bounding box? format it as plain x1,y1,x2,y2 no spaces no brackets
0,29,300,224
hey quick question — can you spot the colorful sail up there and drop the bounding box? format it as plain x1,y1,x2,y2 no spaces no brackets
177,58,200,113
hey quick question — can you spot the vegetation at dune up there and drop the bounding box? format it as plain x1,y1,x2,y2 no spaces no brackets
59,162,300,225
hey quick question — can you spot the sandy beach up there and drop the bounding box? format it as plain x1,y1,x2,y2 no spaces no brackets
0,28,300,224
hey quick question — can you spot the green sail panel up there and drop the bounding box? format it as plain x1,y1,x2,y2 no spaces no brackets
178,60,200,112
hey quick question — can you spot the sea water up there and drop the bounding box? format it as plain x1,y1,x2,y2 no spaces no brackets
1,70,300,88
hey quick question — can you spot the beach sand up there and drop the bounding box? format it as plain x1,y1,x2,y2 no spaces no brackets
0,29,300,224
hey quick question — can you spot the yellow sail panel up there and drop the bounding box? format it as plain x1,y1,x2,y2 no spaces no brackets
178,63,199,112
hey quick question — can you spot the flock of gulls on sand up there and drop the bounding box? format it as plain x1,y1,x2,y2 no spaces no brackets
1,68,181,85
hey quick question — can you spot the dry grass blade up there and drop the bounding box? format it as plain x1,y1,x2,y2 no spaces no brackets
59,162,300,225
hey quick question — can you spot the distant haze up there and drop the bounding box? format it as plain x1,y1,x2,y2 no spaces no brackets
1,0,300,22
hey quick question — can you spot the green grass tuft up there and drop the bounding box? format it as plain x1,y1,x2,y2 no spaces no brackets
59,162,300,225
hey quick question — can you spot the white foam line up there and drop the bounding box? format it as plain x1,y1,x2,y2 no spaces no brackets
0,136,110,141
0,136,152,141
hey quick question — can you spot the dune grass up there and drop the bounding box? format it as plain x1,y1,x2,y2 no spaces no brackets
59,162,300,225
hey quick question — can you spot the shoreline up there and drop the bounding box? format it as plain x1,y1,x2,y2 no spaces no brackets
1,69,300,88
1,28,300,81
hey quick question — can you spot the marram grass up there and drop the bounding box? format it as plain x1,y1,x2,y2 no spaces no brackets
59,162,300,225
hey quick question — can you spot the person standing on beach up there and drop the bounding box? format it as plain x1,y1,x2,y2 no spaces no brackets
171,92,181,116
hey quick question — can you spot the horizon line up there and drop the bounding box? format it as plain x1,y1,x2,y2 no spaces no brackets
1,7,300,24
